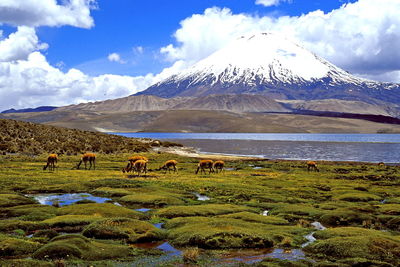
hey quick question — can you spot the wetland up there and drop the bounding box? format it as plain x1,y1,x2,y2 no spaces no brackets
0,152,400,266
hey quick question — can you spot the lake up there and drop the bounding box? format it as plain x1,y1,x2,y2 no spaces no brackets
112,133,400,163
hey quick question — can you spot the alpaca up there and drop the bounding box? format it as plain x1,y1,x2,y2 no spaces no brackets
195,160,214,175
43,154,58,171
132,159,147,176
122,156,148,173
307,161,319,172
213,160,225,173
158,160,178,173
76,153,96,170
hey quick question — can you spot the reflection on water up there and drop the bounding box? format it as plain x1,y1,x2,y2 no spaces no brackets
193,192,210,201
135,208,152,212
30,193,111,207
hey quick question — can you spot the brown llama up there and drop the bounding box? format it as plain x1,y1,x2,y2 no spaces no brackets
158,160,178,173
122,156,148,173
195,160,214,175
307,161,319,172
43,154,58,171
213,160,225,173
132,159,147,177
76,153,96,170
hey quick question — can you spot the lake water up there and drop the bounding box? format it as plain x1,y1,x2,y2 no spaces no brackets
112,133,400,163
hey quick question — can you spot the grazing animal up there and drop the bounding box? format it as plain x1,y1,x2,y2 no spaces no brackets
158,160,178,173
122,156,148,173
195,160,214,175
307,161,319,172
213,160,225,173
43,154,58,171
76,153,96,170
132,159,147,176
378,162,385,167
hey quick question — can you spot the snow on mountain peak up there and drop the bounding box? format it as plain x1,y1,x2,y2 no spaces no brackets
172,32,332,84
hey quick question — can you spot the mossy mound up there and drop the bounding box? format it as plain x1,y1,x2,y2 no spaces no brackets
0,219,48,232
217,212,289,225
32,229,59,240
32,234,135,260
334,192,382,202
157,204,254,219
386,197,400,204
119,193,185,207
378,204,400,215
319,208,375,226
82,218,164,243
57,203,145,219
0,194,36,208
313,227,395,240
2,204,57,221
304,236,400,265
0,235,41,256
165,217,307,249
43,215,102,228
92,187,132,197
268,204,322,221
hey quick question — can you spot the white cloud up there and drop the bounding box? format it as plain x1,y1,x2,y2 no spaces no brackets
161,0,400,83
0,52,155,110
0,0,96,28
107,53,125,64
255,0,291,7
0,26,48,62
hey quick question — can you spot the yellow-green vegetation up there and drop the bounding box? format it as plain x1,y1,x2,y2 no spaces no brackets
57,203,145,219
0,234,41,257
119,193,185,207
157,204,255,218
165,216,307,248
0,152,399,266
32,234,137,260
217,211,289,225
82,218,164,242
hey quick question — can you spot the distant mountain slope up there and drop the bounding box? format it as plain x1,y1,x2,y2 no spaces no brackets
138,33,400,105
55,94,289,113
1,106,57,114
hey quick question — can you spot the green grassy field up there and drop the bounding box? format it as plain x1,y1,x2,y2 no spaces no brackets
0,153,399,266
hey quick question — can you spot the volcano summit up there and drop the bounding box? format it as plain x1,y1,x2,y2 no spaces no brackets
138,33,400,105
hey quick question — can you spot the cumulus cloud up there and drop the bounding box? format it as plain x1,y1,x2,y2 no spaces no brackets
255,0,291,7
161,0,400,82
133,46,144,54
0,52,155,110
107,53,125,64
0,26,48,62
0,0,96,28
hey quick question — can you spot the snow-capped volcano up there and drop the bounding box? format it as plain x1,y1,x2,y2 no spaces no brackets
138,33,400,105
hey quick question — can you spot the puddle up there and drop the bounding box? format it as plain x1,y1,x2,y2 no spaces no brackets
193,193,210,201
261,210,269,216
135,208,152,212
29,193,111,207
253,167,263,170
113,202,122,206
157,242,182,256
153,223,164,229
225,168,235,171
380,199,387,204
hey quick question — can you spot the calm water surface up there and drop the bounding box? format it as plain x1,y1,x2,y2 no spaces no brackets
113,133,400,163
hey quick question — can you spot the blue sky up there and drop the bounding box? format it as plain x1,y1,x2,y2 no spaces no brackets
37,0,357,76
0,0,399,111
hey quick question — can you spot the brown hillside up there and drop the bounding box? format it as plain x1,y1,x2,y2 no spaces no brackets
0,119,165,155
